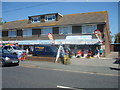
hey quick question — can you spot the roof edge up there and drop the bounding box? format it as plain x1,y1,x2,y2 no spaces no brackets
64,11,108,16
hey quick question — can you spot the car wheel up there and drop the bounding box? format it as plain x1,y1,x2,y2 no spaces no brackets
13,53,17,55
16,63,19,66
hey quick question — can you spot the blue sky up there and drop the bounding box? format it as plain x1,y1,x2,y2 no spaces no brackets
2,2,118,38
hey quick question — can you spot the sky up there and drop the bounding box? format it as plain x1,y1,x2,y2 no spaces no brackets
1,1,119,41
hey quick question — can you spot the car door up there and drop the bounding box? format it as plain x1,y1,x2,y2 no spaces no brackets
44,47,53,57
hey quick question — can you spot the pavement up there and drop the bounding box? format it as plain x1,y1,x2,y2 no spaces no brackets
20,52,120,77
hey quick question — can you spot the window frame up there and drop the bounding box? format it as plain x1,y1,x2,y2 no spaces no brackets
41,28,53,35
31,16,40,23
44,15,56,21
8,30,16,37
59,26,72,35
82,24,97,34
23,29,32,37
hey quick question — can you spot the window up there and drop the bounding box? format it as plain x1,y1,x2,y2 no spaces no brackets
8,30,16,37
53,27,59,34
17,30,22,36
2,31,8,37
72,26,82,34
45,15,56,21
59,26,72,35
82,25,97,34
23,29,32,37
41,28,52,35
32,29,41,35
31,16,40,23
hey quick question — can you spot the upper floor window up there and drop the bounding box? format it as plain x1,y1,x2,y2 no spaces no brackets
59,26,72,35
41,28,52,35
45,15,56,21
8,30,16,37
23,29,32,37
31,16,40,23
82,24,97,34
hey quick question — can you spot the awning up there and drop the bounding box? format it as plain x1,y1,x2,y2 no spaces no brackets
1,39,101,45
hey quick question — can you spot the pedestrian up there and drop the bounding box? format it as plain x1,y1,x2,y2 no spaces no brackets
76,50,81,58
81,49,84,57
95,47,99,58
26,48,29,55
99,48,103,57
15,43,19,47
87,49,92,58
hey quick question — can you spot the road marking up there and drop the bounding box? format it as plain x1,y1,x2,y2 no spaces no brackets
57,85,83,90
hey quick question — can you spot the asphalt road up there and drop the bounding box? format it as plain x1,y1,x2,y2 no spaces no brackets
2,65,119,89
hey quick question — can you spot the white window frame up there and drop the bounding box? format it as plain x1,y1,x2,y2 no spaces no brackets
8,30,16,37
82,24,97,34
44,15,56,21
23,29,32,37
59,26,72,35
31,16,40,23
41,27,52,35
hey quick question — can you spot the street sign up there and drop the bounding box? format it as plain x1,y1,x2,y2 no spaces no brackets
48,33,54,40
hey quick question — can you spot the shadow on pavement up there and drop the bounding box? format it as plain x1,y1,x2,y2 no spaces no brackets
110,67,120,71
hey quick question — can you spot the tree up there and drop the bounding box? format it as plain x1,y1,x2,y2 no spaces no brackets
0,18,2,25
114,32,120,43
0,18,7,25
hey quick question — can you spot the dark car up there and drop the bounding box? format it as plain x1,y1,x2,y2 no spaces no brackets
33,45,68,58
0,48,19,67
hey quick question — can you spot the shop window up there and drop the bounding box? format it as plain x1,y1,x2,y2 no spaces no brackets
8,30,16,37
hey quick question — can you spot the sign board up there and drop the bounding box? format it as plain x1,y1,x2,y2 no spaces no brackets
48,33,54,40
94,29,102,43
66,35,92,39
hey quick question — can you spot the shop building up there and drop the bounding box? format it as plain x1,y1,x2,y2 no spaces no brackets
1,11,111,56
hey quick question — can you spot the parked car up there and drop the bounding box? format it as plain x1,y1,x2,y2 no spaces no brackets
2,45,26,56
0,48,19,67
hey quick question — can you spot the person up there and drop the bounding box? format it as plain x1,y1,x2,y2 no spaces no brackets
87,49,92,58
95,47,99,58
26,48,29,55
81,49,84,57
15,43,19,47
76,50,81,58
99,48,103,57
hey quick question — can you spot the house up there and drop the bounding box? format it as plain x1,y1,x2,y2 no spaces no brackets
1,11,111,56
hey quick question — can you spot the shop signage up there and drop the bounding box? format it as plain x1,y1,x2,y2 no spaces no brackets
66,35,92,39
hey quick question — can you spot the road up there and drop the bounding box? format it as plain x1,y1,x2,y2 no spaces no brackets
2,65,119,89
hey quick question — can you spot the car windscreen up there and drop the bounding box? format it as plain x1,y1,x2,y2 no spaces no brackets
2,49,11,54
13,46,21,50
